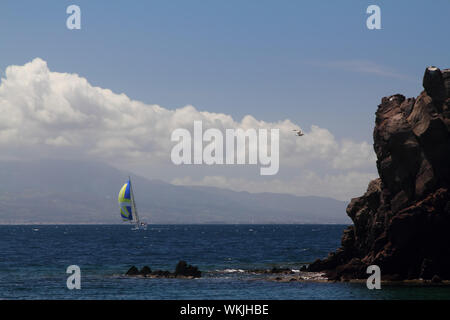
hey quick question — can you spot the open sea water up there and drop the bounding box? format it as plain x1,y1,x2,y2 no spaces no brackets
1,224,450,299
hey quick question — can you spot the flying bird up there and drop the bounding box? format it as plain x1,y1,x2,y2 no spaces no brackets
293,129,304,136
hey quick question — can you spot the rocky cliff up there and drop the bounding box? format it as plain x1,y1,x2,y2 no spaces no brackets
307,66,450,281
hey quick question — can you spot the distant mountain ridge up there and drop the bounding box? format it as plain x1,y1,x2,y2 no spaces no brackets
0,159,350,224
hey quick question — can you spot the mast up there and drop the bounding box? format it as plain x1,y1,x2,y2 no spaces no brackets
128,176,140,225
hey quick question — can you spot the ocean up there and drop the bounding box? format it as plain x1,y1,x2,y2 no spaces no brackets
1,224,450,300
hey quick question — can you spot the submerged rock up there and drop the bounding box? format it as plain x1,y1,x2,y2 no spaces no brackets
308,65,450,281
243,267,295,274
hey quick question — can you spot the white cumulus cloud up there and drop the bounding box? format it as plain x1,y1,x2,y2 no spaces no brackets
0,58,377,200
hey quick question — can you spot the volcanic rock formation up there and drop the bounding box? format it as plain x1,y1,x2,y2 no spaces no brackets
307,66,450,281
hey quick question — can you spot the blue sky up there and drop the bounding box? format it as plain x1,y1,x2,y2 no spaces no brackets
1,0,448,142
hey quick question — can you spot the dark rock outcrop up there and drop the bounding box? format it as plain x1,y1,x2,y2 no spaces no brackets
431,274,442,284
140,266,152,276
269,267,292,274
125,266,140,276
308,66,450,281
174,260,202,278
125,261,202,278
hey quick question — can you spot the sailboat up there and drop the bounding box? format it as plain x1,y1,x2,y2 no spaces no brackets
118,177,147,230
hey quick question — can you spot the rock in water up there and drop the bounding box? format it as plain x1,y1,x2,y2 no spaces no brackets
174,260,202,278
442,69,450,98
125,262,202,278
126,266,139,276
423,66,446,102
308,66,450,281
140,266,152,276
431,275,442,284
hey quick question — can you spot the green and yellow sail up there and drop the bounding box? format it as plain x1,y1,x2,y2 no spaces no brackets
118,180,133,221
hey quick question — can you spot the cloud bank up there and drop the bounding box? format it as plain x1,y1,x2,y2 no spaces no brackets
0,58,377,200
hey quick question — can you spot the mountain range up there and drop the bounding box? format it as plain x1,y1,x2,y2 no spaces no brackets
0,159,350,224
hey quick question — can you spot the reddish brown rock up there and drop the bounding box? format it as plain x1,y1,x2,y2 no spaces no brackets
307,66,450,280
442,69,450,98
